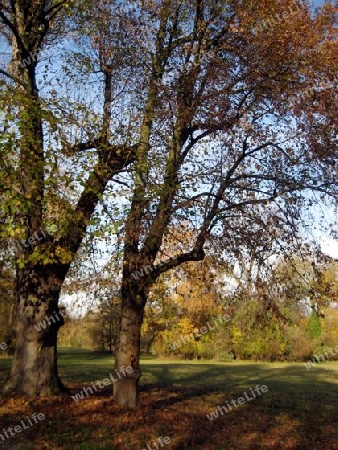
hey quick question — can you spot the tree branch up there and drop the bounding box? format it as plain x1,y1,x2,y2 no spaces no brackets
60,144,136,254
70,141,98,153
151,247,206,279
0,9,25,51
0,67,26,87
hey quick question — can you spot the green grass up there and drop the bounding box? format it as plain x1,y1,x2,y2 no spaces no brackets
2,347,338,399
55,347,338,391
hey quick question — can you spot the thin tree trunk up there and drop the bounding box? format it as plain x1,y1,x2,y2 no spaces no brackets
113,290,144,408
3,265,68,396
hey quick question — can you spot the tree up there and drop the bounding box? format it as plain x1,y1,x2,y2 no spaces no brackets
1,0,336,407
107,0,337,406
0,0,135,395
97,296,120,353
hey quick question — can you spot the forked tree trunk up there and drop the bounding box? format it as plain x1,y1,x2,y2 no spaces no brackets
113,290,145,408
3,265,68,396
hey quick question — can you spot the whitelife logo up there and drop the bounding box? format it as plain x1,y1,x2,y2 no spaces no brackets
304,344,338,369
141,436,171,450
169,314,231,351
19,50,38,68
34,309,66,332
206,385,269,421
254,0,309,33
71,366,134,402
11,229,47,254
0,412,45,443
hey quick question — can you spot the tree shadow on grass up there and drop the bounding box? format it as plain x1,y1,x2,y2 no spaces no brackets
141,364,338,450
62,363,338,449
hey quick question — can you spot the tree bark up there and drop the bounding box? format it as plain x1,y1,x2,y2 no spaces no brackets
3,264,68,396
113,287,145,408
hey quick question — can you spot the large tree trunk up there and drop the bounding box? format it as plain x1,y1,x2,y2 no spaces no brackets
113,288,145,408
3,265,68,396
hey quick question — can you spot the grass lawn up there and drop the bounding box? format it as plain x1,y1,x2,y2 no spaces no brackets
0,348,337,450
